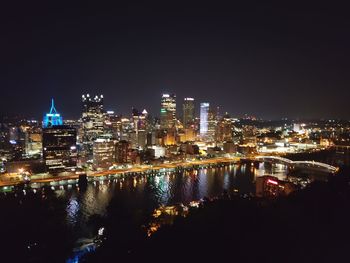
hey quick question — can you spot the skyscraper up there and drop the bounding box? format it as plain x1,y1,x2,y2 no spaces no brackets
81,94,105,153
116,140,129,164
42,100,77,171
42,126,77,172
160,94,176,129
200,102,209,138
208,106,217,141
182,97,195,128
43,99,63,128
93,138,115,169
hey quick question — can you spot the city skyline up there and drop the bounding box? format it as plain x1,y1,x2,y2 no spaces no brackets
2,92,350,121
2,3,350,263
1,2,350,119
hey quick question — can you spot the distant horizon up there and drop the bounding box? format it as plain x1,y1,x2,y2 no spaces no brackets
1,98,349,123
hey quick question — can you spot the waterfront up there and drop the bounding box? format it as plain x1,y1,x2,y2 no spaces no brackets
0,162,288,262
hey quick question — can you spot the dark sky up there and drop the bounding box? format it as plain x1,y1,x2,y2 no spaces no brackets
1,1,349,120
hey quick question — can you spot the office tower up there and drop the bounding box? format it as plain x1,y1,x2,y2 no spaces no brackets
43,99,63,128
42,99,77,171
139,109,148,131
207,106,217,141
216,113,233,142
182,97,195,128
93,138,115,169
81,94,105,152
160,93,176,129
116,140,129,164
42,126,77,172
120,117,132,141
105,111,120,139
25,131,42,156
200,102,209,138
132,107,140,133
137,130,147,149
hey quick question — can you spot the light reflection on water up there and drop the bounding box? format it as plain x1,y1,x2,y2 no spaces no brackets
57,163,288,230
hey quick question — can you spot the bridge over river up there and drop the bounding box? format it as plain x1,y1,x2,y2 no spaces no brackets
254,156,338,174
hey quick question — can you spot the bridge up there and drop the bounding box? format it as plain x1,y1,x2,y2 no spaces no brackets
254,156,338,174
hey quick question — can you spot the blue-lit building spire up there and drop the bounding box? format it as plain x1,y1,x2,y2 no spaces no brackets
43,98,63,128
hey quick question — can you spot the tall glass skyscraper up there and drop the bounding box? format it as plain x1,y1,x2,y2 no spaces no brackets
182,97,194,128
200,102,209,138
160,94,176,129
43,99,63,128
81,94,105,153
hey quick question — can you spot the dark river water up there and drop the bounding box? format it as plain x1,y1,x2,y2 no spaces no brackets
60,163,286,235
0,163,289,262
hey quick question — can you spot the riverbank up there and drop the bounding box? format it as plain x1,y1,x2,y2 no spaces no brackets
0,157,240,190
86,167,350,263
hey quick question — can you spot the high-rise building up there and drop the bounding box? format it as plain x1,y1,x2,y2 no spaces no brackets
182,97,195,128
25,131,42,156
116,140,129,164
200,102,209,138
43,99,63,128
42,126,77,172
93,138,115,169
42,99,77,171
208,106,217,141
81,94,105,152
104,111,120,139
216,113,233,142
160,94,176,129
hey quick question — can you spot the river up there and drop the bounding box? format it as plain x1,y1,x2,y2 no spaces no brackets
0,162,289,262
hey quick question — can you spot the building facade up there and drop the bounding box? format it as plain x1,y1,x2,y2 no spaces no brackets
42,126,77,172
182,97,195,128
200,102,209,139
81,94,105,153
160,94,176,129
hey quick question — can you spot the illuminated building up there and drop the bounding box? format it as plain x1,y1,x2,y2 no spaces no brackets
116,140,129,164
256,175,295,198
131,108,148,149
93,138,115,169
138,130,147,149
104,111,120,139
180,142,199,155
149,145,166,158
43,99,63,128
81,94,105,152
42,125,77,172
223,141,236,154
242,125,257,146
178,128,196,142
200,102,209,139
207,106,217,141
256,176,280,197
120,118,132,141
160,94,176,129
216,113,233,142
25,131,42,156
139,109,148,131
182,97,194,128
132,108,140,133
146,131,154,146
164,128,176,145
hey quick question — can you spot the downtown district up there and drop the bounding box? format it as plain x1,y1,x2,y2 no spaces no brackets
0,93,349,191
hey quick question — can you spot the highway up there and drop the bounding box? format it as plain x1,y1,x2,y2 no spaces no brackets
0,157,240,188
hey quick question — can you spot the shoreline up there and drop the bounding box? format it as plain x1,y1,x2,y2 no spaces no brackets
0,157,240,190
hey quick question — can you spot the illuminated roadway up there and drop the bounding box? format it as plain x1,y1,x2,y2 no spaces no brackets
0,157,240,188
0,155,339,188
254,156,338,173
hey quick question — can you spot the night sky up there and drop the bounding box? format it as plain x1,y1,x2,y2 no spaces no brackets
1,2,349,120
